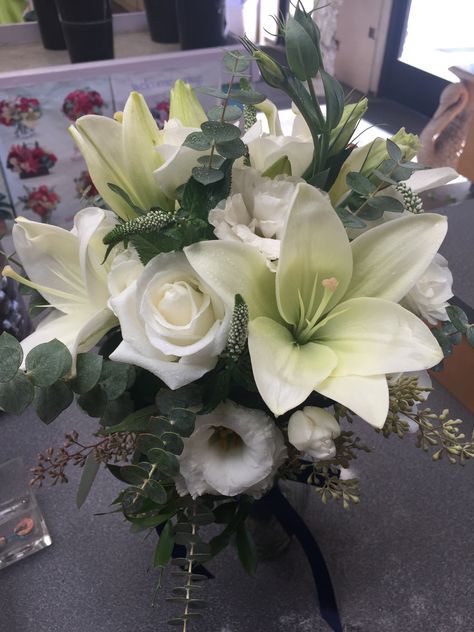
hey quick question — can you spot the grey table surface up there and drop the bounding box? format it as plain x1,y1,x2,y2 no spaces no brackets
0,198,473,632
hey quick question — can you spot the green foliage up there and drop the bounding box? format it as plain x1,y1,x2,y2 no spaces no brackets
0,372,34,414
70,353,103,394
26,339,72,387
34,381,74,424
76,452,100,508
0,332,23,382
235,523,257,575
154,520,175,568
207,104,242,122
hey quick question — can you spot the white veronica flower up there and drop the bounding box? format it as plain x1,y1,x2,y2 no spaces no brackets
109,251,231,389
208,166,302,260
401,253,453,324
288,406,341,460
178,401,287,498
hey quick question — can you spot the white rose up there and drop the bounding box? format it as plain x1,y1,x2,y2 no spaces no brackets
242,120,313,178
109,251,231,389
209,166,302,261
107,247,144,301
177,401,287,498
402,253,453,324
288,406,341,460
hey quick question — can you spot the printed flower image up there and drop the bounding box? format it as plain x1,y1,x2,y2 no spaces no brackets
0,96,42,137
150,99,170,129
6,142,57,179
74,170,99,199
19,184,61,223
62,88,106,122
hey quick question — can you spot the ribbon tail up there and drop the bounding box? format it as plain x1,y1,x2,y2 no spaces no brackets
265,485,343,632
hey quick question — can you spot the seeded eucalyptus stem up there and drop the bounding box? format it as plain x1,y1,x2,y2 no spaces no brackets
181,509,197,632
207,60,240,171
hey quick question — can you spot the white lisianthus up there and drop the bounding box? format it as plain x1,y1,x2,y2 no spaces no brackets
208,167,302,261
288,407,341,460
109,251,231,389
178,401,287,498
242,120,313,178
401,253,453,324
4,208,119,366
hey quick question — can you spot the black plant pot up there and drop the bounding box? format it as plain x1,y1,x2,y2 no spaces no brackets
55,0,114,64
176,0,226,50
32,0,66,51
144,0,179,44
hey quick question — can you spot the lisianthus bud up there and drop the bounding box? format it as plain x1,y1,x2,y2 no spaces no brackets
328,98,368,157
288,407,341,460
285,12,321,81
254,51,286,89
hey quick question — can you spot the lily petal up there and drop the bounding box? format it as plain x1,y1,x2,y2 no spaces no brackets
316,297,443,376
345,213,447,302
316,374,389,428
248,317,337,416
12,218,87,311
184,241,279,320
70,116,136,219
276,183,352,326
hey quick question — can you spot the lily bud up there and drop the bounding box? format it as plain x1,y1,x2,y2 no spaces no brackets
288,406,341,460
169,80,207,128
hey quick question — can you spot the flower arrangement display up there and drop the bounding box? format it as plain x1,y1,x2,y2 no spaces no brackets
19,185,61,223
1,5,473,631
150,99,170,129
0,96,42,137
62,88,106,122
6,142,57,179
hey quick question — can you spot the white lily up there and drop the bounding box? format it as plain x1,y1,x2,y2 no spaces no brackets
169,79,207,128
70,92,169,220
3,208,118,366
185,183,446,428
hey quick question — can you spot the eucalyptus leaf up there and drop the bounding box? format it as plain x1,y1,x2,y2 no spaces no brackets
98,361,130,400
147,448,180,476
335,206,367,229
0,372,34,414
192,166,224,186
76,452,100,509
183,132,212,151
143,478,167,504
223,50,251,73
216,138,247,159
160,431,184,455
207,104,242,122
386,138,402,163
169,408,196,437
77,384,108,418
156,385,202,415
34,381,74,424
137,432,165,453
201,121,241,143
466,325,474,347
197,154,225,168
366,196,405,213
446,305,469,333
70,353,103,394
120,465,150,486
25,339,72,387
346,172,376,196
227,89,266,105
0,331,23,382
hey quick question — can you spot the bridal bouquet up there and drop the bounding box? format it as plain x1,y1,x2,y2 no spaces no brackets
1,4,473,630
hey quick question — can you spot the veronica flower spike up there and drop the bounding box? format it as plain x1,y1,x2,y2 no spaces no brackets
185,183,447,428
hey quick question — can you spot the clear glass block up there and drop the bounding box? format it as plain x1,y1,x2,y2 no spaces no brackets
0,457,52,570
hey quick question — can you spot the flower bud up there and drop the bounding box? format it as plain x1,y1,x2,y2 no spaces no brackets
254,51,287,89
288,407,341,460
169,80,207,128
328,98,368,157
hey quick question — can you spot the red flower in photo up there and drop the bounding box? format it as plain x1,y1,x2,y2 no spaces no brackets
19,184,61,222
6,142,57,178
0,96,42,136
74,170,99,199
150,99,170,129
62,88,106,122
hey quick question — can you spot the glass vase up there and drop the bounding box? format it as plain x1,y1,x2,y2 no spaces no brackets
247,480,309,560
